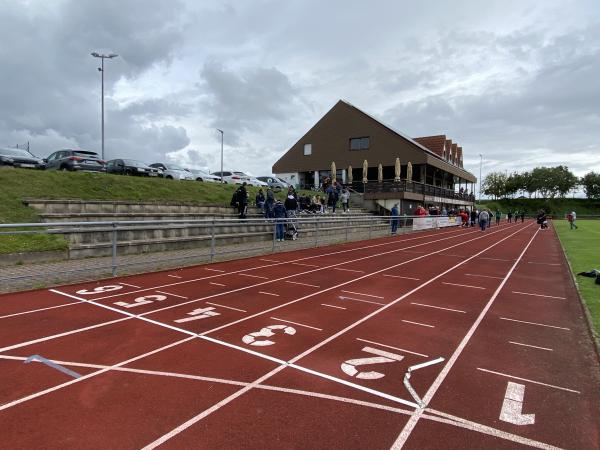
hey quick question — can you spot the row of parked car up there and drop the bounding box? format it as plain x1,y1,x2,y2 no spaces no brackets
0,146,290,189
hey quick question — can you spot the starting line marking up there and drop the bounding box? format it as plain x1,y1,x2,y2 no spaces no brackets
321,303,347,310
356,338,428,358
240,273,269,280
338,295,386,306
499,317,570,330
269,317,322,331
155,290,188,299
477,368,580,394
511,291,566,300
119,282,141,288
259,291,280,297
411,302,466,314
291,262,320,268
383,274,420,281
167,274,182,279
285,280,320,288
508,341,553,352
442,282,486,290
210,282,226,287
205,302,246,312
465,273,504,280
334,267,365,273
402,320,435,328
341,290,384,299
0,301,82,320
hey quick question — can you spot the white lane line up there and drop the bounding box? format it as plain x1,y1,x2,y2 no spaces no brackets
411,302,466,314
340,296,386,306
508,341,553,352
259,291,280,297
402,320,435,328
0,318,130,353
392,226,539,448
240,273,269,280
356,338,428,358
511,291,566,300
167,274,182,279
333,267,364,273
0,301,82,320
270,317,323,331
442,282,486,290
119,282,141,288
401,250,427,254
383,274,420,281
260,258,281,263
205,302,246,312
292,262,320,268
480,257,514,262
155,291,188,299
205,268,226,273
321,303,347,310
499,317,570,330
477,368,580,394
466,273,504,280
209,282,226,287
341,290,384,299
527,261,560,266
285,280,320,288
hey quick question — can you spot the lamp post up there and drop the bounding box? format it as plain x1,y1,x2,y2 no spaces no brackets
478,153,483,203
217,129,224,183
91,52,118,161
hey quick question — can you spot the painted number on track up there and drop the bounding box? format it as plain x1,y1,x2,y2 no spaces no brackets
76,285,123,295
114,295,167,308
499,382,535,426
175,307,221,323
341,346,405,380
242,325,296,347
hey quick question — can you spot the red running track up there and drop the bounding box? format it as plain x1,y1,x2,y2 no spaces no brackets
0,221,598,449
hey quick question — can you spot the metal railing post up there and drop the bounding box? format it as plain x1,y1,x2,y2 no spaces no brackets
210,219,216,262
315,219,319,247
345,216,350,241
111,222,117,276
368,216,373,239
272,220,277,252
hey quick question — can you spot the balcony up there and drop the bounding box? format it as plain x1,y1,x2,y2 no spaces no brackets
352,180,475,203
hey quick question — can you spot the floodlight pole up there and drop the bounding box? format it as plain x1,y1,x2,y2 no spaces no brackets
91,52,118,161
217,129,224,183
478,153,483,203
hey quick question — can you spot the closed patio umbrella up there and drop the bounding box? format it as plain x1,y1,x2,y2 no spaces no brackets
394,157,401,182
331,161,336,183
347,165,353,183
362,160,368,183
407,161,413,182
378,163,383,182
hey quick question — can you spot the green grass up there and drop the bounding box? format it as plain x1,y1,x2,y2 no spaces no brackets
554,220,600,337
0,168,310,254
478,198,600,216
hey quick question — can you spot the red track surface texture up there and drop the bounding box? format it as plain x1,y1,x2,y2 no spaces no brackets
1,221,599,449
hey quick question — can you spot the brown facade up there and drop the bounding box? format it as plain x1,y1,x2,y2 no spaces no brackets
272,100,476,184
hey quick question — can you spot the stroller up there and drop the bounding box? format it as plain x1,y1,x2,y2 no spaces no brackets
285,210,299,240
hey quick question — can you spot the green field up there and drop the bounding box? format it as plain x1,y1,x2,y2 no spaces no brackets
478,198,600,216
554,220,600,338
0,168,308,254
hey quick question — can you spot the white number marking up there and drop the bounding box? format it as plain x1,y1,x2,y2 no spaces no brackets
242,324,296,347
76,285,123,295
114,295,167,309
499,382,535,425
174,307,221,323
341,346,405,380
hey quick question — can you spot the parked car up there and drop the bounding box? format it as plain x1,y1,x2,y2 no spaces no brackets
44,149,106,172
256,176,290,190
0,147,46,169
149,163,194,180
248,177,269,187
185,169,221,182
106,159,161,177
210,171,252,184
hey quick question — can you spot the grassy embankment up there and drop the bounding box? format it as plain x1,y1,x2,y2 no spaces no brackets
0,168,307,254
477,198,600,216
554,220,600,337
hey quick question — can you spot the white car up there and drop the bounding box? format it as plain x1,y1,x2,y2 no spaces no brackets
248,177,269,187
186,169,221,183
149,163,194,180
211,171,252,184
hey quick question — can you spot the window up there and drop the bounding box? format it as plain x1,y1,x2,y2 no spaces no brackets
349,137,370,151
303,144,312,156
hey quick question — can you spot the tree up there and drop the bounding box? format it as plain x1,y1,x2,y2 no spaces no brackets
482,172,508,200
553,166,578,198
581,171,600,199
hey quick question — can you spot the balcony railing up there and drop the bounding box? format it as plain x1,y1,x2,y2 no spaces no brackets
354,180,475,202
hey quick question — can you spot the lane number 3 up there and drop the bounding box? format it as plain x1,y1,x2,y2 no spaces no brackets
242,325,296,347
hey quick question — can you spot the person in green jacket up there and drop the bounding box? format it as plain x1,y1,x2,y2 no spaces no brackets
495,209,501,226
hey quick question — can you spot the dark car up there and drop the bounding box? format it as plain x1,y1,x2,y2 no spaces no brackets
106,159,160,177
45,149,106,172
0,147,46,169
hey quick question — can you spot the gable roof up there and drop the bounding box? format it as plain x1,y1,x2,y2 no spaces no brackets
413,135,446,158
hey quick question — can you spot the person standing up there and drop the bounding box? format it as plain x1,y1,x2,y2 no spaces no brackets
265,186,275,218
341,188,350,213
507,210,513,223
273,200,287,241
390,203,399,235
470,209,477,227
495,209,501,226
520,210,525,223
479,209,490,231
569,210,578,229
255,188,265,210
236,182,248,219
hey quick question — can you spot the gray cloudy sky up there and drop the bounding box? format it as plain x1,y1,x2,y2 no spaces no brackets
1,0,599,182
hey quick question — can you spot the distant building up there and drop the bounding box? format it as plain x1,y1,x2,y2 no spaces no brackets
272,100,476,213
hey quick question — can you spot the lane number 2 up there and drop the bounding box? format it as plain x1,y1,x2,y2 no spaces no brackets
341,346,405,380
242,325,296,347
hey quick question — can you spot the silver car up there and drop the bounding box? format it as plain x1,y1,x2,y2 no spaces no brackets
186,169,221,182
149,163,194,180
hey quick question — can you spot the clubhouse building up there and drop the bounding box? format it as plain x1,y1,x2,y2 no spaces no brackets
272,100,477,214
